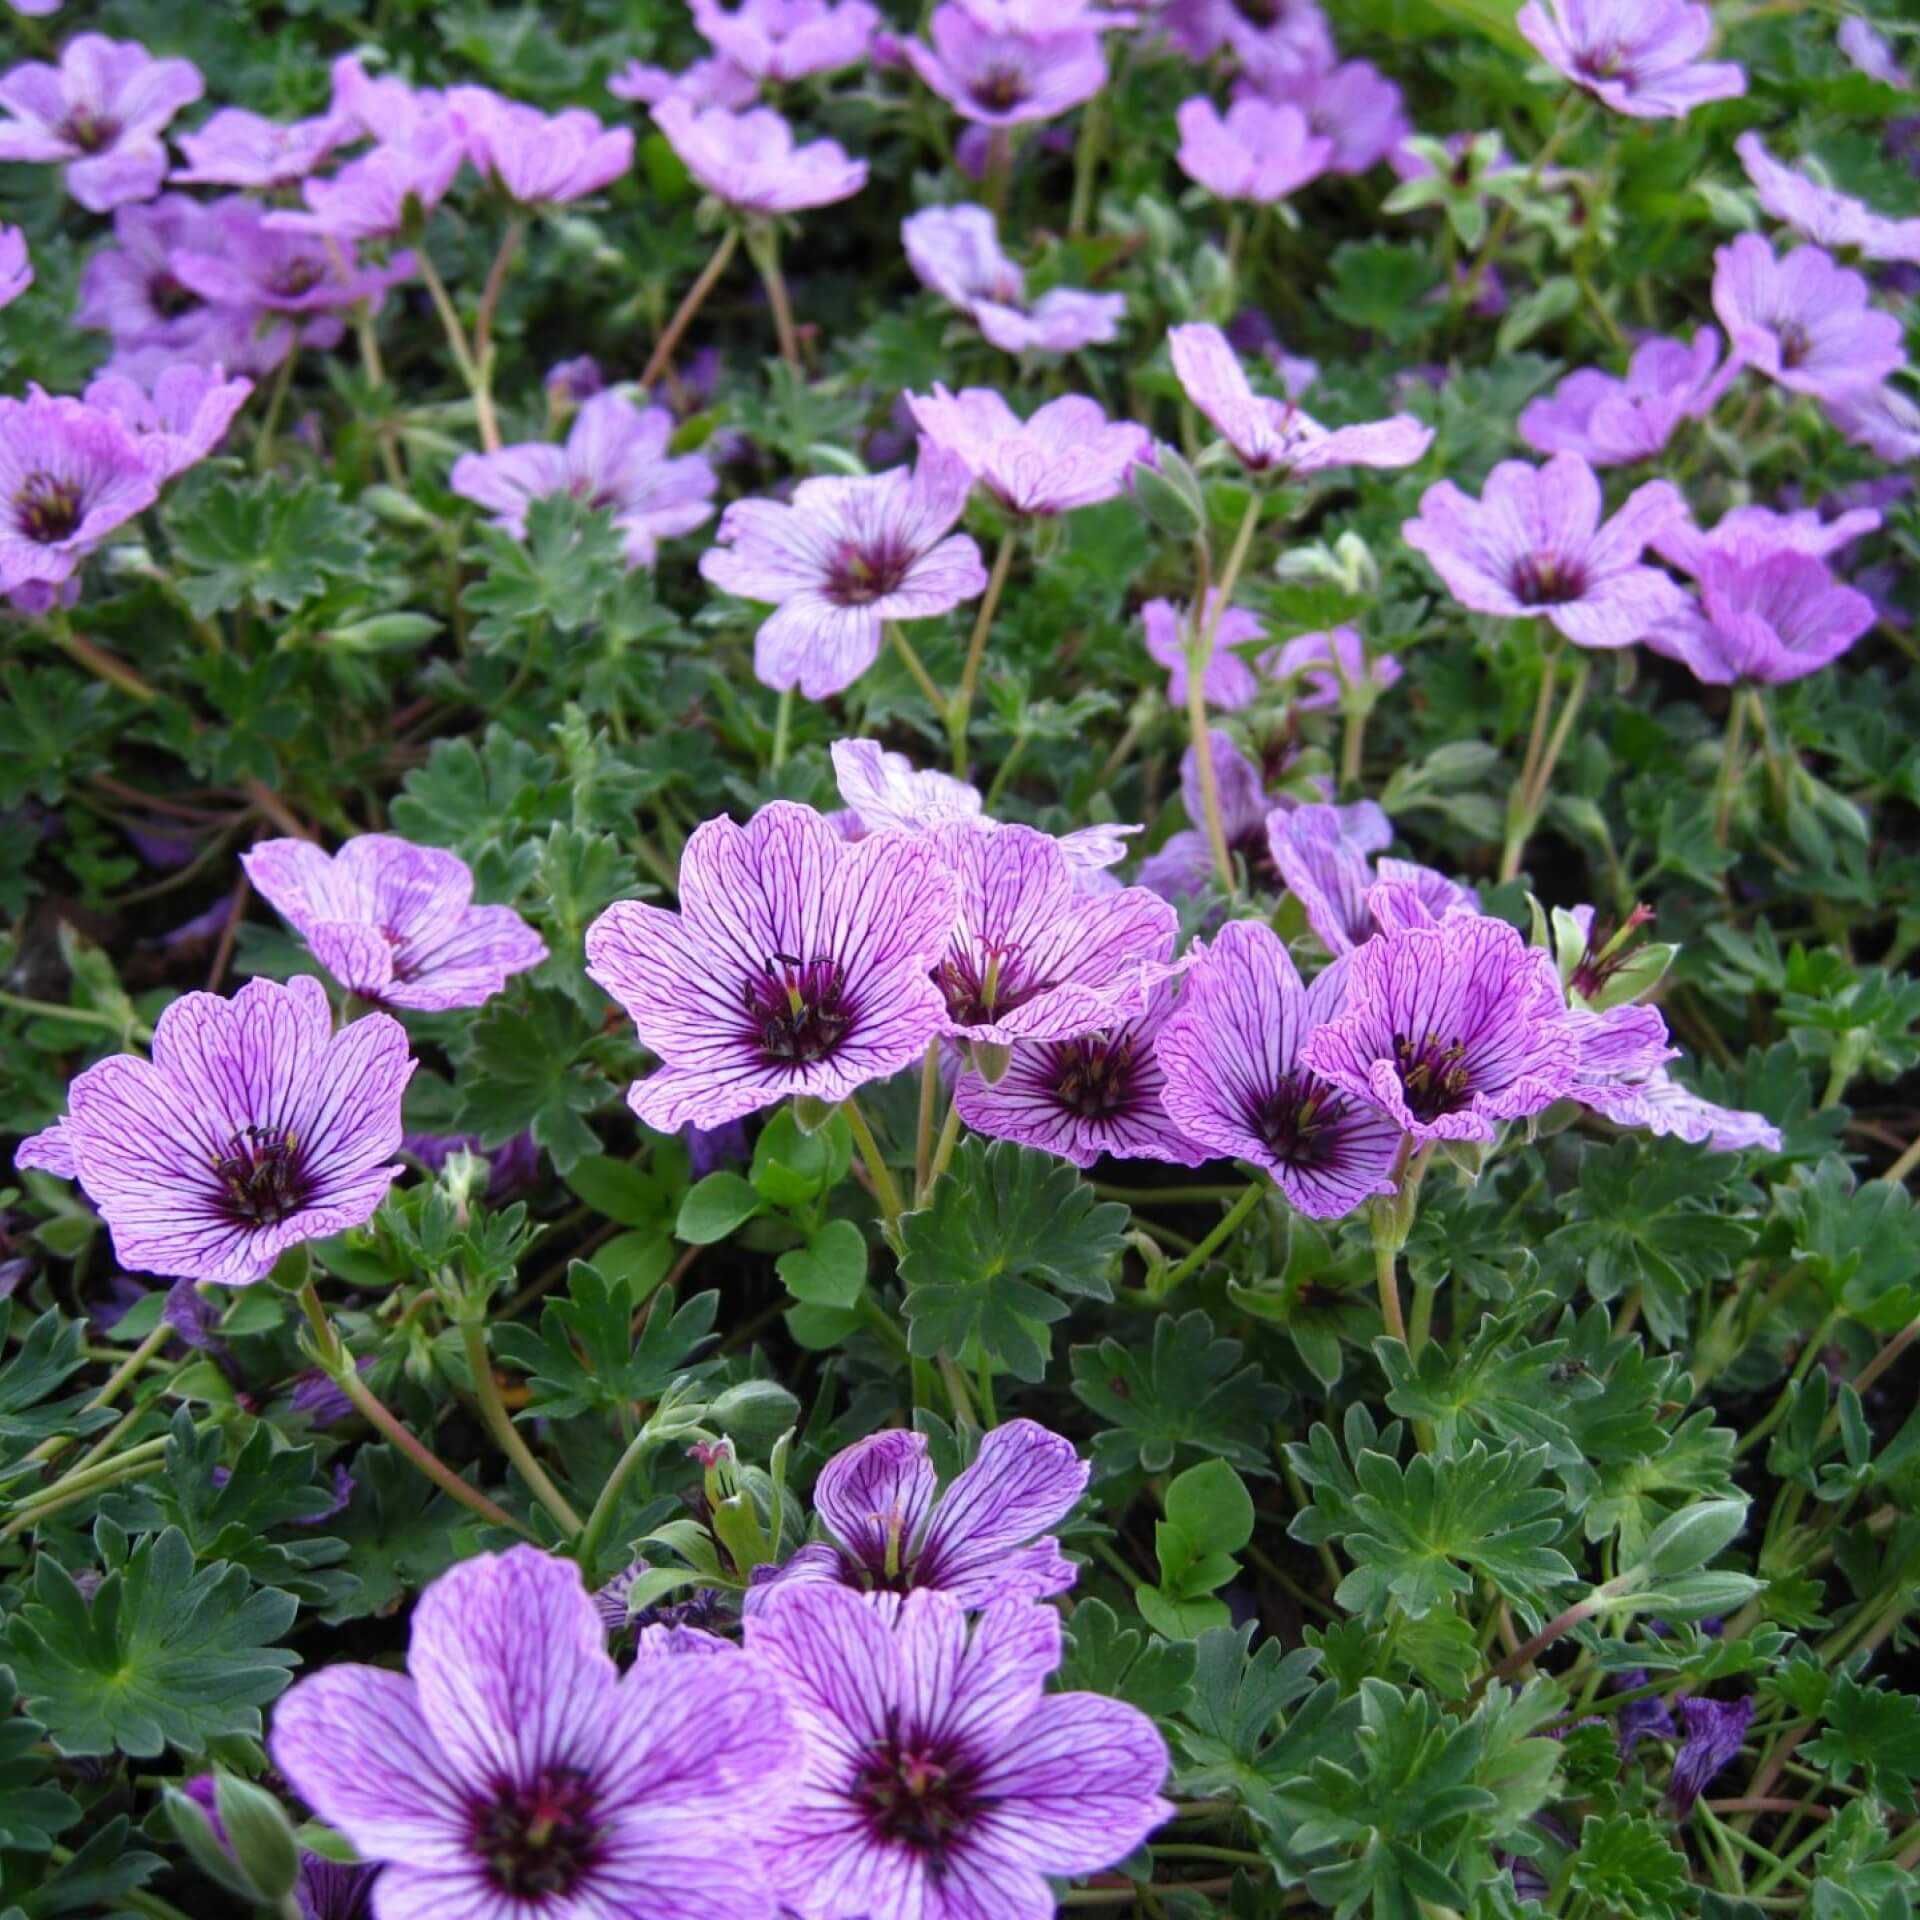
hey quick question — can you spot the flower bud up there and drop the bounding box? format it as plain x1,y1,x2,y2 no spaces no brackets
970,1040,1013,1084
791,1094,835,1135
1129,446,1206,542
215,1772,303,1904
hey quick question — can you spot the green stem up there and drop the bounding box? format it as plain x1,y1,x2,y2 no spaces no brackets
771,685,794,772
26,1321,175,1469
46,611,157,704
1068,85,1106,237
948,530,1017,775
843,1094,906,1229
1373,1225,1409,1345
460,1321,584,1533
856,1291,913,1363
1155,1181,1266,1297
642,225,742,388
0,987,151,1040
745,223,804,374
936,1348,978,1427
1735,1309,1842,1459
887,620,949,720
254,347,299,473
575,1425,656,1577
915,1040,941,1199
1715,684,1750,848
922,1099,965,1202
471,216,524,452
415,248,495,451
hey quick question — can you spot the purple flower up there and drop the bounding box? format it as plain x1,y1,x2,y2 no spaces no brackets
901,8,1107,128
1652,500,1882,577
172,200,415,318
544,355,605,407
449,89,634,206
692,0,881,82
1174,97,1332,203
1738,132,1920,263
1647,546,1877,686
750,1586,1170,1918
267,121,467,240
1269,803,1477,956
1711,235,1905,401
700,443,986,700
609,55,760,111
81,365,253,481
1142,591,1269,711
1823,381,1920,464
1613,1669,1678,1752
269,1546,797,1919
1268,626,1403,711
75,194,230,360
171,105,355,188
901,203,1124,354
930,821,1174,1047
1838,17,1909,89
653,98,866,214
288,1356,373,1425
831,737,983,834
1667,1696,1753,1813
0,35,203,212
241,834,548,1014
1158,922,1404,1216
1402,453,1688,649
907,385,1149,517
956,978,1212,1168
1570,1021,1783,1150
1516,0,1745,118
1302,905,1579,1144
1518,328,1736,466
0,389,160,595
757,1419,1088,1607
585,802,959,1130
1245,57,1410,176
0,225,31,309
327,55,446,144
1162,0,1334,68
16,976,413,1287
452,391,717,570
1169,324,1434,478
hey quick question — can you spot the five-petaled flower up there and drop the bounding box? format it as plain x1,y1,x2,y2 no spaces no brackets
653,97,868,214
907,384,1150,517
0,387,161,595
1710,234,1906,403
18,975,413,1287
1516,0,1746,118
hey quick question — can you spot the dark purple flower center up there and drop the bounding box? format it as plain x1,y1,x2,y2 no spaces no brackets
934,943,1057,1028
63,107,122,153
1572,42,1625,80
211,1126,307,1226
1049,1031,1141,1121
1248,1070,1347,1167
474,1767,603,1899
824,541,913,608
1510,553,1587,607
1392,1031,1473,1121
15,473,85,544
856,1731,985,1867
1234,0,1282,23
268,257,329,299
742,953,856,1066
1776,322,1812,369
375,924,423,984
147,271,201,320
971,64,1029,112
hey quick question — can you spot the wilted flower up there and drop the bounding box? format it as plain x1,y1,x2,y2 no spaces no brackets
901,203,1124,354
699,443,986,699
653,98,867,213
1302,903,1580,1144
748,1586,1171,1920
0,34,204,211
692,0,881,82
1666,1696,1754,1813
82,365,253,481
907,385,1149,516
1518,328,1735,466
1646,545,1877,686
754,1419,1088,1606
585,802,959,1129
1568,1012,1784,1149
17,976,412,1287
0,389,160,595
1174,97,1332,203
1516,0,1745,118
1269,803,1477,956
242,834,548,1013
449,88,634,205
452,390,718,569
1735,132,1920,263
1169,324,1433,478
1402,452,1688,648
1159,922,1404,1216
0,225,31,308
1141,591,1269,711
270,1547,797,1918
267,121,467,240
171,104,356,188
1246,56,1410,176
901,8,1107,127
609,54,760,111
1268,626,1403,710
1710,235,1905,401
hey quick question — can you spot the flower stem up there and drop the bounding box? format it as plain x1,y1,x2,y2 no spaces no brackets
922,1099,965,1202
460,1321,583,1534
1714,684,1751,847
642,225,741,388
415,248,498,450
886,619,950,720
842,1094,905,1229
47,611,157,704
915,1040,941,1198
0,987,152,1042
948,530,1017,775
472,215,525,419
937,1349,978,1426
1340,698,1369,795
1500,644,1589,883
1068,85,1106,237
1186,498,1263,895
770,685,794,772
1154,1181,1266,1297
254,347,299,474
575,1425,654,1578
745,224,804,374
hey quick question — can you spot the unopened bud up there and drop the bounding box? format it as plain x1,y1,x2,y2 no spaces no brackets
1130,446,1205,542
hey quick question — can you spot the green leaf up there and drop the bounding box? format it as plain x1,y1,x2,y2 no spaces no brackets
452,989,611,1173
462,494,627,646
1776,1158,1920,1333
899,1139,1129,1382
1072,1309,1287,1477
319,1444,467,1626
0,1668,78,1850
564,1154,668,1229
4,1528,298,1757
750,1106,853,1210
171,476,371,616
1056,1598,1197,1718
6,1813,162,1917
676,1172,765,1245
1804,1675,1920,1815
0,1303,118,1492
1567,1812,1696,1920
1320,240,1444,343
777,1219,869,1311
1148,1459,1256,1632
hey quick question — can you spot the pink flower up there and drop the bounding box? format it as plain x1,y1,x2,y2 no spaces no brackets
170,105,356,188
0,225,29,309
1174,97,1332,203
901,7,1108,128
1402,452,1689,649
266,121,468,239
1837,17,1909,89
1518,328,1736,466
0,34,203,212
1268,803,1477,955
1650,501,1882,579
1245,57,1409,176
1735,131,1920,265
1823,383,1920,464
1268,627,1403,711
82,365,253,481
901,203,1125,354
1516,0,1746,119
692,0,881,82
172,201,416,316
452,390,717,570
1161,0,1334,70
327,54,444,144
0,388,160,595
1711,234,1905,401
700,442,986,699
1646,547,1877,686
907,385,1149,516
450,89,634,205
653,97,867,213
609,54,760,110
1141,591,1269,711
1169,324,1434,478
830,737,983,834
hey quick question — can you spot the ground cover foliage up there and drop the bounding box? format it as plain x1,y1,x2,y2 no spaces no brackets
2,0,1920,1914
